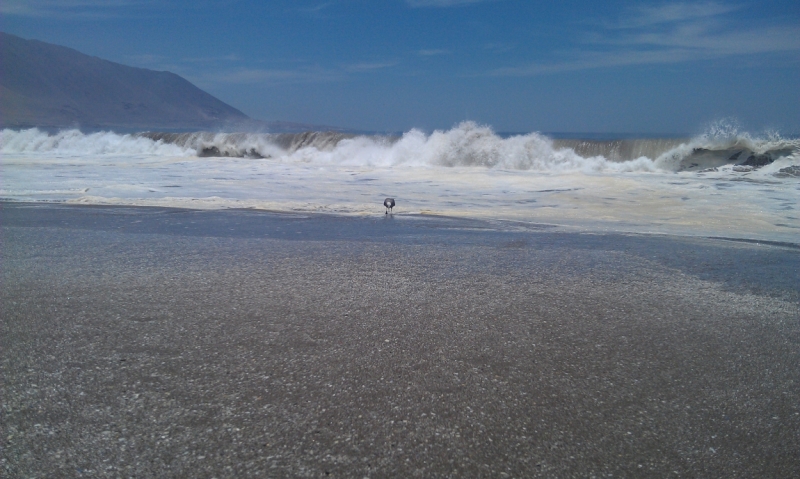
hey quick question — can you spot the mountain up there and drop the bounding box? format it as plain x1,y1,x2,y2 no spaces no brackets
1,32,252,131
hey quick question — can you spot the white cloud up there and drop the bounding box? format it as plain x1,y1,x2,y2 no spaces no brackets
197,61,398,85
203,66,344,85
491,49,708,77
418,49,450,56
490,2,800,76
126,50,397,86
345,61,399,72
298,2,335,18
613,24,800,54
484,42,514,53
1,0,148,17
406,0,494,7
617,2,742,28
182,54,241,64
210,69,302,84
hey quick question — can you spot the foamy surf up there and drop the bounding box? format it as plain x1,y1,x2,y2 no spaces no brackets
2,122,798,243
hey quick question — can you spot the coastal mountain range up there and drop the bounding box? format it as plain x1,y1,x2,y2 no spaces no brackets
0,32,332,132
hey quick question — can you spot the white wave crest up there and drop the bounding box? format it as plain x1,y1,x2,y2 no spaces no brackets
653,120,800,171
3,124,662,172
3,122,797,174
288,122,660,172
1,128,190,156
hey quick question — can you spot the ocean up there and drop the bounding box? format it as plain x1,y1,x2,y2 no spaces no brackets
2,121,798,244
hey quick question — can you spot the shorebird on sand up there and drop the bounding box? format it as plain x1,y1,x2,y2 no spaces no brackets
384,198,395,214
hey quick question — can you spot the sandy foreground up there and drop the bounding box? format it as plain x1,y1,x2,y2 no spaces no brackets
2,202,799,478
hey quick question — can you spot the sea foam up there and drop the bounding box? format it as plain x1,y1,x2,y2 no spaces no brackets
3,122,797,172
2,122,798,243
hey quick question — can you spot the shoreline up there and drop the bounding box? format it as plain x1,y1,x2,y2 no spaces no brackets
3,199,799,250
3,201,799,476
4,201,799,305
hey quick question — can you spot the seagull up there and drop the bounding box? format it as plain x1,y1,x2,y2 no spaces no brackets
384,197,395,214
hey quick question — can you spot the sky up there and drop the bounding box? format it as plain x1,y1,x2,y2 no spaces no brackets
3,0,799,135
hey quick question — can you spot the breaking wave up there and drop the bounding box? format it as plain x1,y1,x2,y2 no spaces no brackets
2,121,798,174
0,128,188,156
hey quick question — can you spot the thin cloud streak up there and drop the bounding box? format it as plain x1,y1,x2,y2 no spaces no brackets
345,61,399,72
484,42,514,53
182,54,241,64
616,2,743,28
297,2,335,18
490,2,800,77
491,49,717,77
406,0,495,7
202,67,342,85
125,50,398,86
196,60,399,86
1,0,150,17
418,49,450,56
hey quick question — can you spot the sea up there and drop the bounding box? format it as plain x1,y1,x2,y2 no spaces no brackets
2,121,798,244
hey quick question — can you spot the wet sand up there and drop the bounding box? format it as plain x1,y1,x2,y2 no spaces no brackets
2,202,799,478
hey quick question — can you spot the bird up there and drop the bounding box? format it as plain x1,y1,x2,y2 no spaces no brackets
384,197,395,214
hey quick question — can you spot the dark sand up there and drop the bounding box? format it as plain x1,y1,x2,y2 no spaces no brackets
2,202,799,478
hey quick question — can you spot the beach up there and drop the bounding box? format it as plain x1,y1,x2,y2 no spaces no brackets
2,202,799,477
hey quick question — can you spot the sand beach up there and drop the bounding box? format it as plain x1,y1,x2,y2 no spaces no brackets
2,202,799,477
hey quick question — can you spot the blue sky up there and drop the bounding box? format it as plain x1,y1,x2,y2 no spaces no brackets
3,0,799,134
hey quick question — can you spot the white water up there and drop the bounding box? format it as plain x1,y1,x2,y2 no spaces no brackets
2,122,798,243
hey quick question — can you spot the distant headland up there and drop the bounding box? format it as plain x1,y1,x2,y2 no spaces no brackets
0,32,342,133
